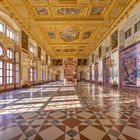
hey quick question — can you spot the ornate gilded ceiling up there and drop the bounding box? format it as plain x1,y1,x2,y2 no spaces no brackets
1,0,138,58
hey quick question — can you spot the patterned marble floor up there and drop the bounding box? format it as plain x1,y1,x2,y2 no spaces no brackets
0,82,140,140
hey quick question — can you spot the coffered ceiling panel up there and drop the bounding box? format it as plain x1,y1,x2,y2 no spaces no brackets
3,0,137,58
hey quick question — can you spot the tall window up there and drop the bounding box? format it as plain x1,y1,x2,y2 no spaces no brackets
134,21,140,33
30,68,33,82
15,52,20,85
41,70,45,81
6,28,14,40
6,63,13,84
0,61,3,85
0,22,5,33
125,28,132,39
34,68,37,82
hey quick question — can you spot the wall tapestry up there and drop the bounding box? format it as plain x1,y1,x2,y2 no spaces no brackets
94,63,98,83
103,58,110,84
120,43,140,87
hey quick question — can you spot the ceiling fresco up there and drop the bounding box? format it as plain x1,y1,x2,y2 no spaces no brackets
57,8,81,15
35,7,48,15
91,7,105,15
60,27,80,42
2,0,137,58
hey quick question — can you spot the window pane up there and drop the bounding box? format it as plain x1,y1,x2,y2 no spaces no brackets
0,46,4,56
7,63,9,69
10,31,13,39
10,77,13,83
0,69,3,76
10,64,13,69
16,64,19,71
7,77,9,84
7,49,14,59
10,70,13,76
7,29,9,36
0,23,4,32
7,70,9,76
0,77,2,84
30,69,33,72
0,61,3,68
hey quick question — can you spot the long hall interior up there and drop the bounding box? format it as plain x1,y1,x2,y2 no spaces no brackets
0,0,140,140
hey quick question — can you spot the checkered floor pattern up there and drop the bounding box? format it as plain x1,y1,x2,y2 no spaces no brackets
0,82,140,140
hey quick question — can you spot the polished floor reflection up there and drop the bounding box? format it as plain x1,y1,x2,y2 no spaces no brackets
0,82,140,140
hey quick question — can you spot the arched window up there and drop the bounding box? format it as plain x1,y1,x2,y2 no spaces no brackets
7,49,14,59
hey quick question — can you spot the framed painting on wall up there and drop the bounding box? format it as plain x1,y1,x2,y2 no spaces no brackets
22,31,28,51
92,53,94,63
99,46,102,58
111,30,118,50
52,59,63,66
78,59,88,65
38,47,41,59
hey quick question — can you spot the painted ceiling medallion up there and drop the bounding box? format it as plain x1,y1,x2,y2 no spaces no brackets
79,49,83,52
60,27,80,42
56,49,61,52
35,7,48,15
83,31,92,39
91,7,104,15
63,49,75,52
57,0,77,4
57,8,81,15
48,32,56,39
